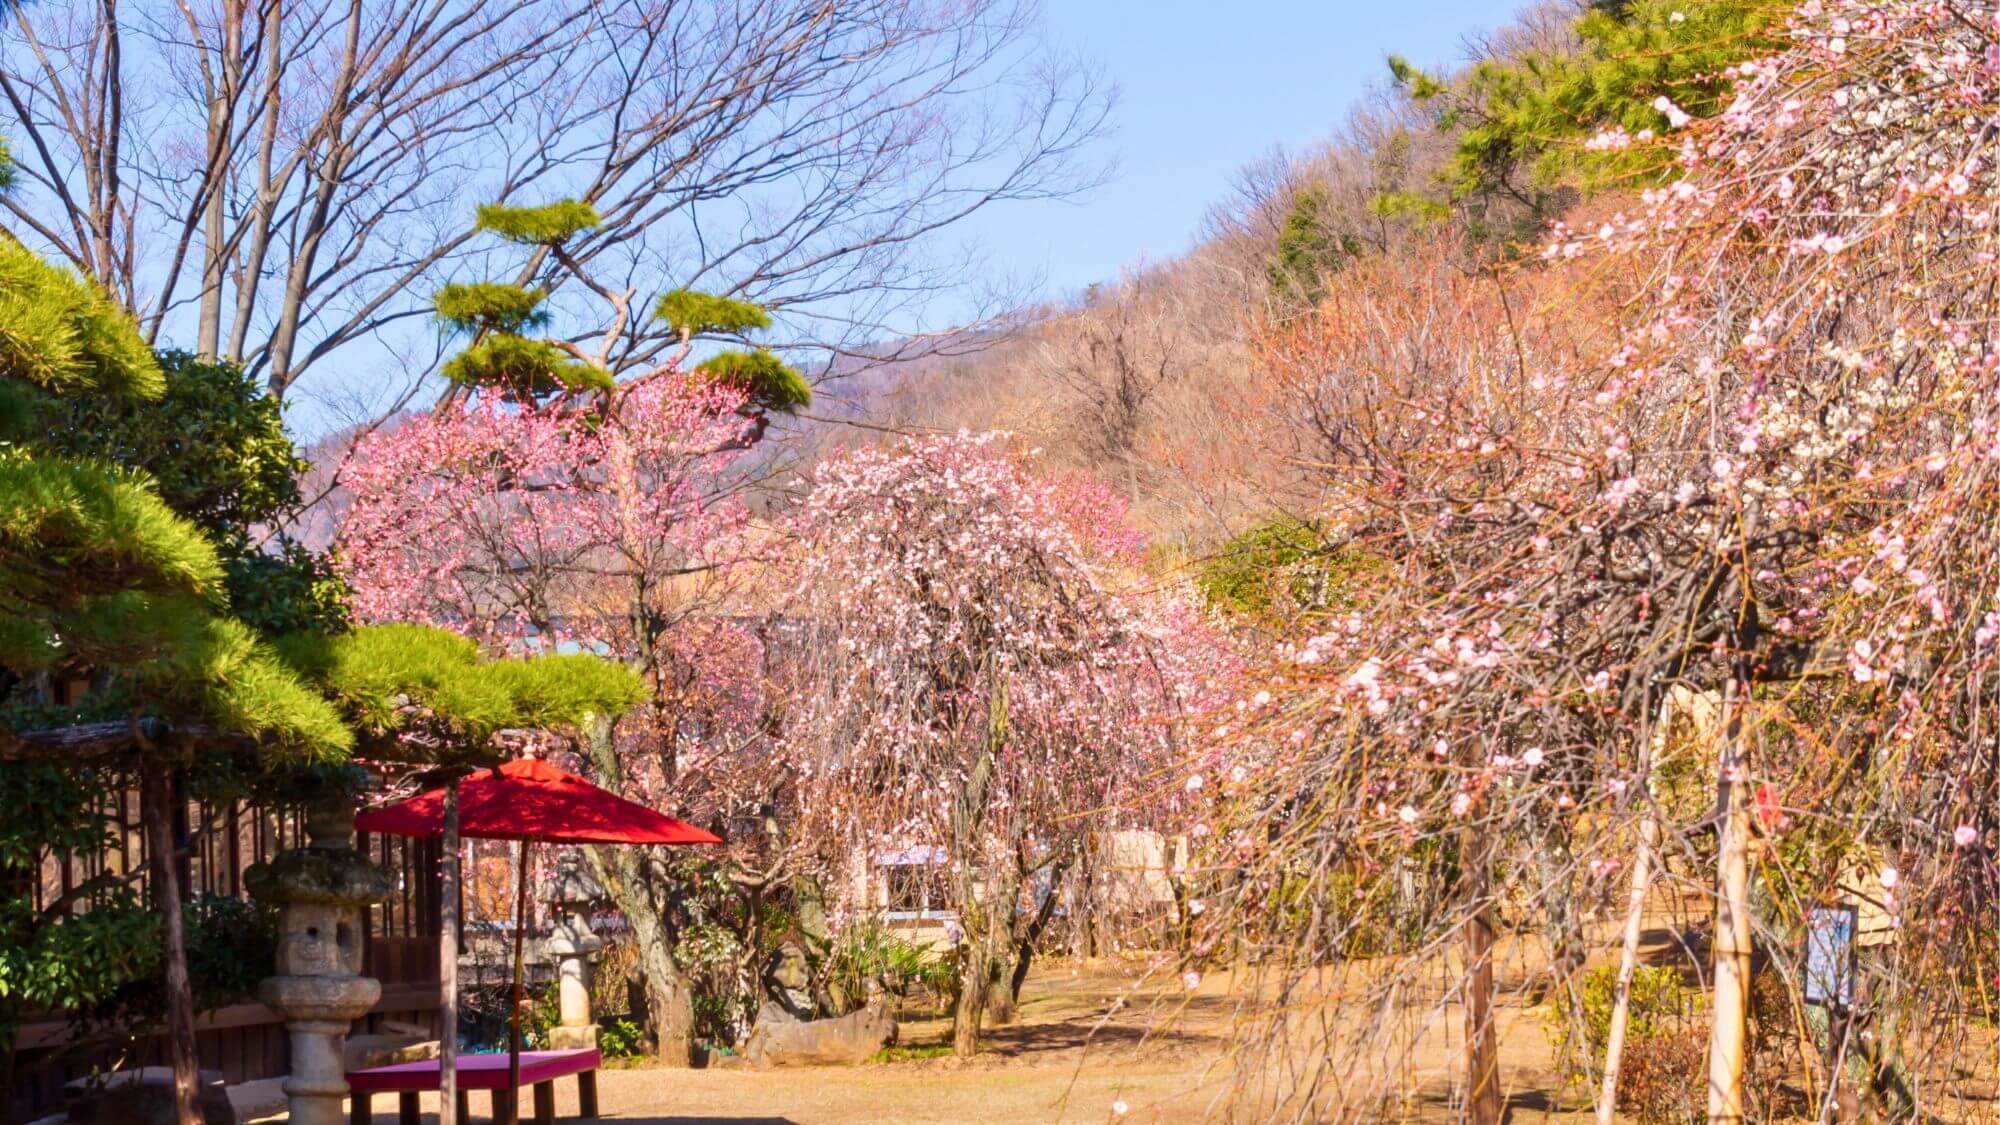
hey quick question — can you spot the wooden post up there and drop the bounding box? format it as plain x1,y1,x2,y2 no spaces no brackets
1599,696,1673,1125
1707,680,1752,1123
139,757,201,1125
438,779,461,1125
507,839,534,1125
1463,824,1502,1125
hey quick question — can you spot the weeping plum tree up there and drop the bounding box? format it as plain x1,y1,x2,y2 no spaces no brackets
1196,2,2000,1119
338,200,802,1064
778,432,1221,1056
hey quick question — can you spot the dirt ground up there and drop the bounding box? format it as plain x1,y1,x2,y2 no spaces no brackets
333,953,1585,1125
339,961,1235,1125
328,929,2000,1124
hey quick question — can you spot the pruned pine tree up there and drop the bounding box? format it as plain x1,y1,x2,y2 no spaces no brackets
337,200,807,1067
0,239,352,1125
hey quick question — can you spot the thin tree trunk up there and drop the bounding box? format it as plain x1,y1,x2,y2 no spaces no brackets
1009,854,1069,1003
438,780,460,1125
951,931,992,1056
140,757,200,1125
1462,824,1502,1125
949,675,1004,1058
1707,679,1753,1124
1600,690,1707,1124
1599,756,1663,1122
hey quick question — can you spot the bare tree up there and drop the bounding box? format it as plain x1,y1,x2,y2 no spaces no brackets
1,0,1110,403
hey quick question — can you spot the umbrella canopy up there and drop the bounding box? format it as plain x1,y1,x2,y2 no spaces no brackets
357,758,719,845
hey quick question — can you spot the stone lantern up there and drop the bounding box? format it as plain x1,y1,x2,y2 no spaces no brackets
247,799,395,1125
544,850,609,1049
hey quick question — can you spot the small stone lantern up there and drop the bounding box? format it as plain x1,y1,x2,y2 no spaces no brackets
247,799,395,1125
544,850,609,1049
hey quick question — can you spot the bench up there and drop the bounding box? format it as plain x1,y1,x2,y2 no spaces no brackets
347,1048,600,1124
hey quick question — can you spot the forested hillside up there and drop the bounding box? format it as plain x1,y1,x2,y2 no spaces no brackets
871,0,1784,597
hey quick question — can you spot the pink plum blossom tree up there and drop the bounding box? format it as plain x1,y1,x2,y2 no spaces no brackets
777,431,1226,1055
338,200,802,1065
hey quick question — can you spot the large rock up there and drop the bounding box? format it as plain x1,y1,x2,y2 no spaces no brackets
63,1068,232,1125
342,1031,438,1071
741,1001,896,1068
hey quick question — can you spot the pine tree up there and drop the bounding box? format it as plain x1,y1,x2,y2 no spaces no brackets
0,239,352,1124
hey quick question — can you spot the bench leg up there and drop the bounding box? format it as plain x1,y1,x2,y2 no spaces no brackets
399,1090,421,1125
534,1080,556,1125
577,1070,599,1118
492,1086,516,1125
456,1087,471,1124
350,1091,372,1125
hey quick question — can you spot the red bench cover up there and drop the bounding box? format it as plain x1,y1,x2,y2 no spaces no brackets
347,1049,601,1092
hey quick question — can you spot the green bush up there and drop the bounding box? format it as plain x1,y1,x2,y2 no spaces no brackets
181,893,278,1012
597,1016,646,1058
1545,963,1704,1123
1546,963,1686,1067
819,923,954,1011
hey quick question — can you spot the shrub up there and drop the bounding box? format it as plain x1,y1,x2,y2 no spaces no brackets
597,1016,646,1058
819,922,955,1012
1545,963,1705,1122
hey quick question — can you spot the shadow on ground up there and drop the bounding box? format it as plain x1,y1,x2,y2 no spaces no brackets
609,1118,798,1124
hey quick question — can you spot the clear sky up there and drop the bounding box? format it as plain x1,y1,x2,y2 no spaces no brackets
957,0,1526,300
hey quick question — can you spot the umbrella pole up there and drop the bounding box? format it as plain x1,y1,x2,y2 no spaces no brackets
507,838,531,1125
438,780,460,1125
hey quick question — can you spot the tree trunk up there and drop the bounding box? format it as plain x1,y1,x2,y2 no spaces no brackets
1075,838,1096,960
579,719,697,1065
948,675,1006,1057
586,843,696,1063
1598,798,1661,1124
139,758,199,1125
1534,823,1583,991
1462,824,1502,1125
1600,693,1692,1125
1006,852,1070,1005
438,781,460,1125
1707,681,1753,1124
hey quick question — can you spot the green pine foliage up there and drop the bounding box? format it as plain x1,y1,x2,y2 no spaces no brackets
441,333,613,398
0,455,226,610
0,240,161,399
142,614,355,761
484,652,649,731
1267,186,1363,308
434,282,551,336
695,348,811,411
655,289,772,337
282,623,645,759
442,203,809,414
0,246,350,755
1398,0,1786,207
475,200,602,245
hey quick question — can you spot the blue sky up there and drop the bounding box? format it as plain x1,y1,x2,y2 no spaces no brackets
284,0,1524,438
956,0,1525,299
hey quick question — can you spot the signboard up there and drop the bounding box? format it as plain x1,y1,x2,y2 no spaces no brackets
1804,903,1858,1010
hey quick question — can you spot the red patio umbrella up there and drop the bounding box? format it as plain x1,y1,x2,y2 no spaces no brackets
359,758,719,844
358,758,718,1124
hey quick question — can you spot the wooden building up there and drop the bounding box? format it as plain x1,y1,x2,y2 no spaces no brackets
10,781,444,1121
